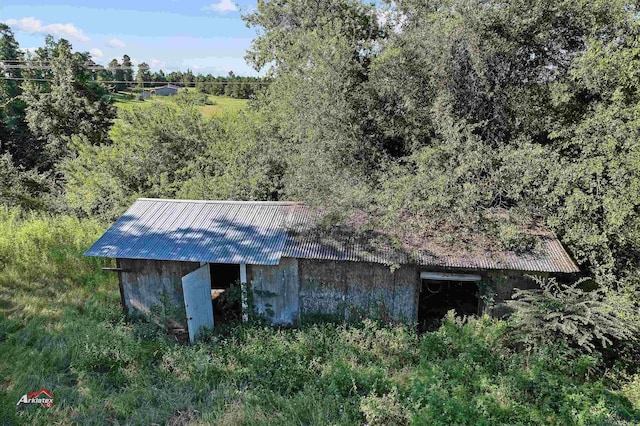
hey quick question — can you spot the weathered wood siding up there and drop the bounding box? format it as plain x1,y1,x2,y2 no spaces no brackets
297,259,418,323
248,258,300,325
114,257,557,331
485,270,548,317
117,258,199,327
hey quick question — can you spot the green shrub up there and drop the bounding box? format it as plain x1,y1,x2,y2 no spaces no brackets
360,388,410,426
507,276,639,353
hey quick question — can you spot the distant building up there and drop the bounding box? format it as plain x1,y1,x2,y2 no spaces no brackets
85,198,579,342
153,84,180,96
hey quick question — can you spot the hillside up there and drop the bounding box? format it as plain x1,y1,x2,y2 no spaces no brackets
0,210,638,424
112,92,249,118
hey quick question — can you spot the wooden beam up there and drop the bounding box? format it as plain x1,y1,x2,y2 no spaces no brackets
240,263,248,322
115,259,128,315
420,272,481,281
102,267,131,272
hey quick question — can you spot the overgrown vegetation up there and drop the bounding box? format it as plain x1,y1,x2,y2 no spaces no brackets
0,212,637,424
2,0,640,423
508,276,640,353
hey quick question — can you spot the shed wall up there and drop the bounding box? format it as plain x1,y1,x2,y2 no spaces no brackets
297,259,418,323
117,258,199,328
115,257,552,331
485,270,548,317
248,258,300,325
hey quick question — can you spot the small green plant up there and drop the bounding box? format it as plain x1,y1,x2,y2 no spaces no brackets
476,279,496,312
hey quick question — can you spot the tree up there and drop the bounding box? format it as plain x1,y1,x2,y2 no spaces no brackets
151,69,167,83
508,276,639,353
0,24,35,168
63,100,282,219
64,102,216,218
0,153,54,210
136,62,151,88
181,69,194,88
21,38,116,171
108,58,125,91
544,18,640,287
243,0,385,210
243,0,640,293
121,54,134,87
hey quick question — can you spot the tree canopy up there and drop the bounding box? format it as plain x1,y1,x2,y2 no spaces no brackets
240,0,640,289
1,1,639,290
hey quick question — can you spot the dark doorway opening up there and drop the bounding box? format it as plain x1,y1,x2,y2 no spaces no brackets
418,279,480,331
209,263,242,325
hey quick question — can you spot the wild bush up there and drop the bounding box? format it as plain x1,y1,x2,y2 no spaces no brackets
507,276,639,353
411,313,638,425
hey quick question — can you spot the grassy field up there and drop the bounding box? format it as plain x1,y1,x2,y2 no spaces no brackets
112,91,248,118
0,208,639,425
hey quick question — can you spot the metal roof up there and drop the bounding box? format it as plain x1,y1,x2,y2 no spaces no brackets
85,198,580,273
281,206,579,273
84,198,301,265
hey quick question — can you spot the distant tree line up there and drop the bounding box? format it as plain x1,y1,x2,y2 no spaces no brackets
99,58,268,98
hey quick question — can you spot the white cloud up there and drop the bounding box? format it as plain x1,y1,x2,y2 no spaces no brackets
149,58,166,69
106,38,125,48
5,17,89,42
205,0,238,13
90,48,104,58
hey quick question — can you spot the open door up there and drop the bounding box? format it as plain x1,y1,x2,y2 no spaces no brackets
418,272,481,332
182,264,214,342
209,263,242,325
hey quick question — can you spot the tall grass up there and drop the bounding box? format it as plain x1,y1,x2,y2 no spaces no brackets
0,208,638,424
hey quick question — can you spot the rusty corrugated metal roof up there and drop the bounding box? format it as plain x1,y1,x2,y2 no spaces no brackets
282,227,579,273
85,198,580,273
281,206,579,273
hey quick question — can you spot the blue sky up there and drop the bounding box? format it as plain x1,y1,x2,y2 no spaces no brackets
0,1,261,76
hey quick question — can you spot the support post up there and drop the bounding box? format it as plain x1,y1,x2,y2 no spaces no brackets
115,259,128,315
240,263,248,322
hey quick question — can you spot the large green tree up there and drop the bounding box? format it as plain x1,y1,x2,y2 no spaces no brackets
108,58,125,91
21,38,116,171
244,0,385,210
0,24,36,168
63,101,279,219
121,54,134,87
243,0,640,287
136,62,151,88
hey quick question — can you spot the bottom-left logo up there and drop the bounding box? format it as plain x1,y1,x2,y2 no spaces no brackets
17,388,54,408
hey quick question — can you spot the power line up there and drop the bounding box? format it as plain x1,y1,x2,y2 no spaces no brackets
1,61,260,75
2,65,137,70
0,61,260,73
1,62,265,79
0,76,270,85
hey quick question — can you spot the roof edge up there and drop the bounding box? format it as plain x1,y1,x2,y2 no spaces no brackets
136,198,304,206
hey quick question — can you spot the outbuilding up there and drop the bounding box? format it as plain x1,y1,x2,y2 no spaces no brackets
153,84,180,96
84,198,579,342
